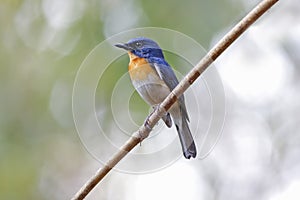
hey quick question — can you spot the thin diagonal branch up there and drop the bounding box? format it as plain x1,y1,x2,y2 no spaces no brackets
71,0,279,199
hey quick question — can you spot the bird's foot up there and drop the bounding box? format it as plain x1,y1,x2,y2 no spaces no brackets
143,114,153,131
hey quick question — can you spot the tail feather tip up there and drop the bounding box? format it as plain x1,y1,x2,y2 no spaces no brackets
183,148,197,159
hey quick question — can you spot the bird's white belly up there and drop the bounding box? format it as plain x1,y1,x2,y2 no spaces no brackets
131,74,171,106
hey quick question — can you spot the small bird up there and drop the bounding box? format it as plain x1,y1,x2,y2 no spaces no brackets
115,37,196,159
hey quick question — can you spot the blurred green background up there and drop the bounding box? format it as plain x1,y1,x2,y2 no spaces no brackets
1,0,300,199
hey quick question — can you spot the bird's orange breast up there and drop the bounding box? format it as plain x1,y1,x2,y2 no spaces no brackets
126,52,171,106
128,52,156,81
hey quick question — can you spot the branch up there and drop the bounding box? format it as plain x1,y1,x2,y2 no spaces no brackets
71,0,279,199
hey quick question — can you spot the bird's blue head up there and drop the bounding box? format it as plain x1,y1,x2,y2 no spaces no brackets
115,37,164,59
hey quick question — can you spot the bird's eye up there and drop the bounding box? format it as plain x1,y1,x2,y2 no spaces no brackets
135,42,142,48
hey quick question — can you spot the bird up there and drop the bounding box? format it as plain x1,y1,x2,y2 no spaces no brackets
115,37,196,159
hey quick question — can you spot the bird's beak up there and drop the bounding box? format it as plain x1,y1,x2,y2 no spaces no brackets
114,43,132,51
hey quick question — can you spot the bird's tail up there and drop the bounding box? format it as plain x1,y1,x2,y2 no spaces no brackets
175,117,197,159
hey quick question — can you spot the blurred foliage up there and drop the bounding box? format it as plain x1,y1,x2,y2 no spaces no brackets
1,0,299,200
0,0,241,198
